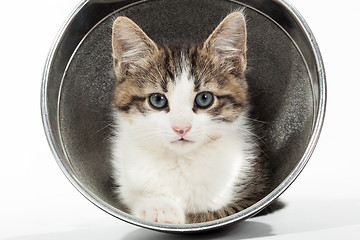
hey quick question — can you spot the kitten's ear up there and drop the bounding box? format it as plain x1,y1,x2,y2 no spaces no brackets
112,16,158,76
202,12,247,73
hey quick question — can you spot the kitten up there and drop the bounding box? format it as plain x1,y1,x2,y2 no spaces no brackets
110,11,273,224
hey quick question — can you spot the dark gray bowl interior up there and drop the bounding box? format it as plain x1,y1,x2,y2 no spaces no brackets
42,0,324,231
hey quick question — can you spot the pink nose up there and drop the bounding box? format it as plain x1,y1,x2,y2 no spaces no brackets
173,126,191,138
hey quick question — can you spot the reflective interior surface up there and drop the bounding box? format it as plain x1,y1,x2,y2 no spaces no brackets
41,0,326,232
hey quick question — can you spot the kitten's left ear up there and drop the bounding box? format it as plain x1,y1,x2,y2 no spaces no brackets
203,11,247,73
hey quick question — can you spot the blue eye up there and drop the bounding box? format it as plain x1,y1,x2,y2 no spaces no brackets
195,92,214,108
149,94,168,109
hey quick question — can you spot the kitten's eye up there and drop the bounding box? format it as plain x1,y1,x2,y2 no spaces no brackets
149,94,168,109
195,92,214,109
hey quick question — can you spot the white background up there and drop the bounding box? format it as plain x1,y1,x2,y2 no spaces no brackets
1,0,359,239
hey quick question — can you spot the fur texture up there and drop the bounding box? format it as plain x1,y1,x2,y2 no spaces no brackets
110,12,273,224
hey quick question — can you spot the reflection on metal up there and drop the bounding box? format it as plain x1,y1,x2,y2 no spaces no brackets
41,0,326,233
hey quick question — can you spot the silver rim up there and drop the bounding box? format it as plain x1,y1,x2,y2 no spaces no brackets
41,0,326,232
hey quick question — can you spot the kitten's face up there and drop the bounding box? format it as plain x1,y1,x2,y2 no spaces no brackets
112,12,247,153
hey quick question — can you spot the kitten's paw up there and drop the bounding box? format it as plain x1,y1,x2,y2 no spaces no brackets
134,198,185,225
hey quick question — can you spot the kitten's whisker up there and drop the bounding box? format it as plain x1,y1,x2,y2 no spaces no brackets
238,128,269,157
208,124,269,157
240,126,269,149
90,123,114,136
241,116,267,124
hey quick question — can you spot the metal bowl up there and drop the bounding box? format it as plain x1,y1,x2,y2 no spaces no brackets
41,0,326,233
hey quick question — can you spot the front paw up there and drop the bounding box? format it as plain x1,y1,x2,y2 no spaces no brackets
134,198,185,225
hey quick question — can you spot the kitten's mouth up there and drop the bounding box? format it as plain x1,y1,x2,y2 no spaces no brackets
171,138,194,144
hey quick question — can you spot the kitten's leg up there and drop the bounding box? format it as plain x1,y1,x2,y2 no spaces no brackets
133,196,185,225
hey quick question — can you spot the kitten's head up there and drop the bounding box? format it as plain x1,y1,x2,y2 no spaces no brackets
112,12,248,154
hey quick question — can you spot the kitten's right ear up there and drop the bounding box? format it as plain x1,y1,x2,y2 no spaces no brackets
112,16,158,77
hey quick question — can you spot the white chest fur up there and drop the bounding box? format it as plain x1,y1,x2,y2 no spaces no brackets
112,123,251,214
